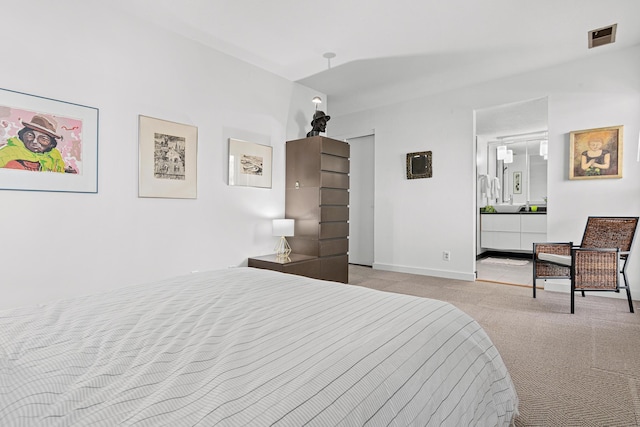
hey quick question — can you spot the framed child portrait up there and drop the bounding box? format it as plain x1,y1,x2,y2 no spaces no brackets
569,125,623,180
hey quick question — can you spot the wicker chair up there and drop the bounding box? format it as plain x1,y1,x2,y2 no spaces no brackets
532,216,638,313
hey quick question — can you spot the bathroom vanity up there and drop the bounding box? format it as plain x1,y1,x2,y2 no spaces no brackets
480,212,547,251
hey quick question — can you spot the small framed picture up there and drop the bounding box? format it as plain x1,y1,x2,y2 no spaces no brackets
228,138,272,188
513,171,522,194
406,151,432,179
569,125,623,180
138,115,198,198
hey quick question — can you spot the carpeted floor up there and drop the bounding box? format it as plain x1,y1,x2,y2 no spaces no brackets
348,264,640,426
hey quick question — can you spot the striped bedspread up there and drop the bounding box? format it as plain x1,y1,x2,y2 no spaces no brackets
0,267,517,426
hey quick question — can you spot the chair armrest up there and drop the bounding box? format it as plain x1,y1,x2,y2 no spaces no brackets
538,253,571,266
533,242,573,260
533,242,573,279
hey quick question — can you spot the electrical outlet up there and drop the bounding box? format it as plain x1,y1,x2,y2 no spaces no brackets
442,251,451,261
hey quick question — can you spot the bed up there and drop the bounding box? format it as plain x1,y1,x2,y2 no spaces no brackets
0,267,517,426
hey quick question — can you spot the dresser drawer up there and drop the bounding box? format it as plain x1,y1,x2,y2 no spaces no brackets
321,154,349,174
321,205,349,222
319,238,349,256
320,188,349,205
319,222,349,239
321,171,349,189
321,138,350,157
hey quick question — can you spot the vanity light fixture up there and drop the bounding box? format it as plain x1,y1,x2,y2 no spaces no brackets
312,96,322,110
504,149,514,164
539,140,548,156
496,145,507,160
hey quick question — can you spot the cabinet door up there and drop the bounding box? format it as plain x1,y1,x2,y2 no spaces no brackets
521,215,546,233
520,215,547,250
481,214,520,232
481,231,520,250
521,233,547,251
286,139,321,188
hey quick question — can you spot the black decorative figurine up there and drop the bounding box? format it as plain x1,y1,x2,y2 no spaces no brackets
306,110,331,137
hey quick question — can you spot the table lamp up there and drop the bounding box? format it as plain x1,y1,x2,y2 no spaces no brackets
273,219,294,258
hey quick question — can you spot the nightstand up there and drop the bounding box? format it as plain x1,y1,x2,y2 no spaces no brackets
248,253,320,280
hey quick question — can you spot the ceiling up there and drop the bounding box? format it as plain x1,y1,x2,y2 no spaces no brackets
108,1,640,115
476,97,548,139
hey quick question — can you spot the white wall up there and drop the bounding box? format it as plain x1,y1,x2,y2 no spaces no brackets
0,2,322,310
330,45,640,299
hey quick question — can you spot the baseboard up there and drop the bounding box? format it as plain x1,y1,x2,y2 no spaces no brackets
372,263,475,282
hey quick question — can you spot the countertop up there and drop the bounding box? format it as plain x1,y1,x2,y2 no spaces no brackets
480,210,546,214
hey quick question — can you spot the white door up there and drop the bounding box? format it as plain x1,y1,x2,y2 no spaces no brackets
347,135,375,266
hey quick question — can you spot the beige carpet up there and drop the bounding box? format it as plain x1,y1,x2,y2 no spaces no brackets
348,265,640,427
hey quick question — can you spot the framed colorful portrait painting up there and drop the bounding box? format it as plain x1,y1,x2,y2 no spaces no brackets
0,87,99,193
569,125,623,180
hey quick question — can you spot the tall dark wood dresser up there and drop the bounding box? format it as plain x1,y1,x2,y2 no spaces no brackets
285,136,349,283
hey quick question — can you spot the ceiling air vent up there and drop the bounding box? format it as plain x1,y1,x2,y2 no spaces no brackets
588,24,617,48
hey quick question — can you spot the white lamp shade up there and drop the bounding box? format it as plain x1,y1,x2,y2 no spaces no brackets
496,145,507,160
272,219,294,237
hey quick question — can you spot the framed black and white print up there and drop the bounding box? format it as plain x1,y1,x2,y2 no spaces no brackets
513,171,522,194
138,115,198,199
228,138,272,188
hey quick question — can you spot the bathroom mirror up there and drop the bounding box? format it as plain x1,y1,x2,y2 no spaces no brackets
406,151,432,179
487,138,547,205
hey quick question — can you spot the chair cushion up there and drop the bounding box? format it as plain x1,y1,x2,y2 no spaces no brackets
538,253,571,266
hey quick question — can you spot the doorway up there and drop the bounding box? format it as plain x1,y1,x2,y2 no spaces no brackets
347,134,375,266
474,98,548,285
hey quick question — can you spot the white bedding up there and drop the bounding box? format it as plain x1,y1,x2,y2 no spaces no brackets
0,267,517,426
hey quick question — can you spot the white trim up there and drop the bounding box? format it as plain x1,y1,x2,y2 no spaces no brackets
329,129,375,142
372,263,475,282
